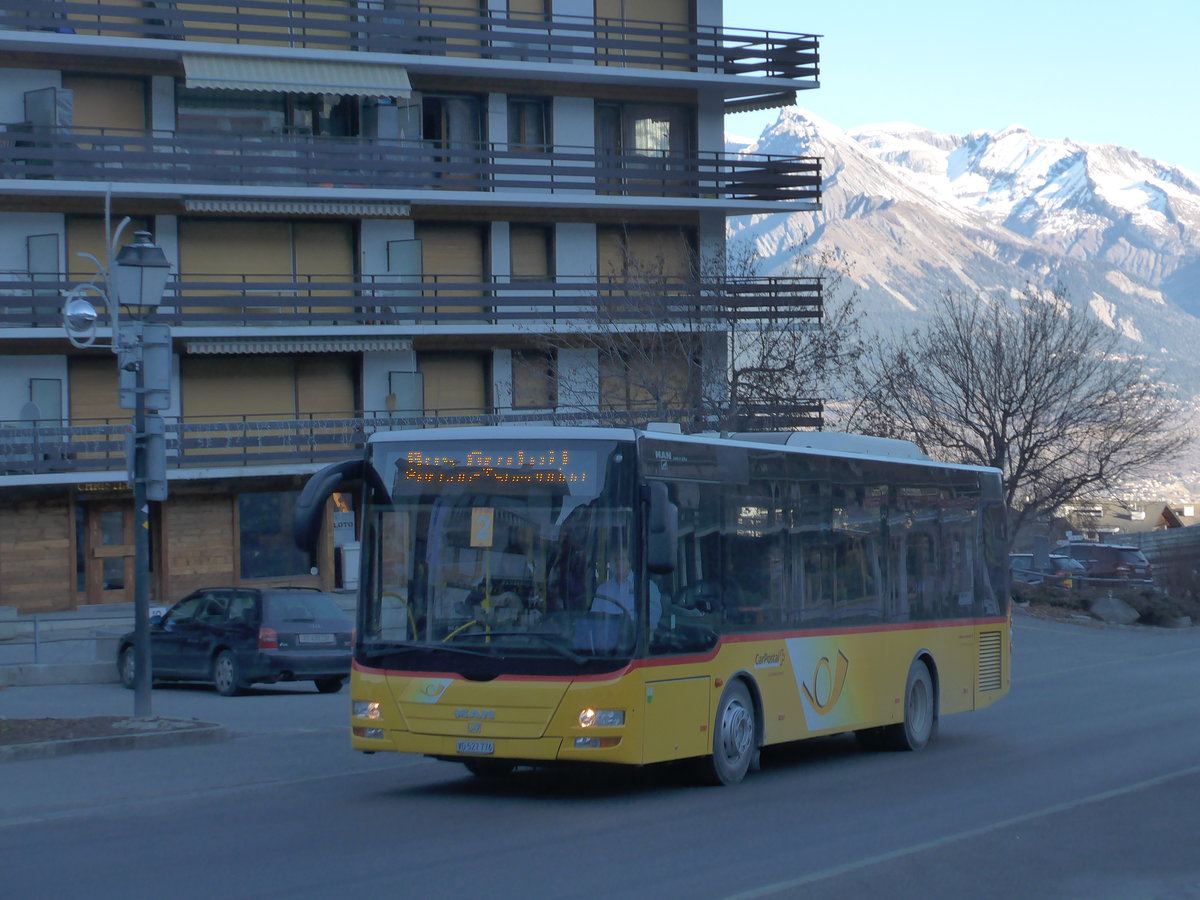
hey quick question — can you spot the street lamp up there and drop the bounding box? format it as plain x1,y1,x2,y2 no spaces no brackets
62,221,171,719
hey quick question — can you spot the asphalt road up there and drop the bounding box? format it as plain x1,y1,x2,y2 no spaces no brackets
2,610,1198,900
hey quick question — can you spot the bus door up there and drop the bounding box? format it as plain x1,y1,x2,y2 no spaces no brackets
642,675,710,761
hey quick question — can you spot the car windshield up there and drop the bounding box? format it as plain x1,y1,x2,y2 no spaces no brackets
358,438,642,675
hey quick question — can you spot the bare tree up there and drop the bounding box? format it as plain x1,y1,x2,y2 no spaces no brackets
535,236,863,431
715,244,865,431
843,286,1190,536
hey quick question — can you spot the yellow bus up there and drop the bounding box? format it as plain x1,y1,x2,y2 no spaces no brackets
295,425,1010,784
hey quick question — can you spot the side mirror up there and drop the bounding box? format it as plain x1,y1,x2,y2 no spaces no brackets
294,458,364,558
646,481,677,575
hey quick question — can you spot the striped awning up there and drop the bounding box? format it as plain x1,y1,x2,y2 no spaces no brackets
184,199,411,217
182,54,411,98
186,338,413,355
725,90,797,115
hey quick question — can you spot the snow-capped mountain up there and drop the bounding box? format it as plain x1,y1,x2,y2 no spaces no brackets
727,109,1200,495
729,108,1200,387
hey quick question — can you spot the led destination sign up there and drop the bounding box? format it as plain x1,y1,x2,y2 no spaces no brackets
401,447,591,485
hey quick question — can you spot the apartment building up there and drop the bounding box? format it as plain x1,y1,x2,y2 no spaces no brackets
0,0,822,613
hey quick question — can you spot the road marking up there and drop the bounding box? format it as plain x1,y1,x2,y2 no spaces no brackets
718,762,1200,899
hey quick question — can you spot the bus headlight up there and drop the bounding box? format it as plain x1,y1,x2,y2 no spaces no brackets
579,708,625,728
353,700,381,720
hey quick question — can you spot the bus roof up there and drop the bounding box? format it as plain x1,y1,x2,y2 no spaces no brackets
727,431,928,460
365,425,997,474
366,425,639,444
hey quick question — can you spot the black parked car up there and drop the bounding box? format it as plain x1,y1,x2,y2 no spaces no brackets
117,587,353,696
1056,542,1154,584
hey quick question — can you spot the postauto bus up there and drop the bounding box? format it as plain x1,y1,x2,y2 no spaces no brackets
294,426,1010,784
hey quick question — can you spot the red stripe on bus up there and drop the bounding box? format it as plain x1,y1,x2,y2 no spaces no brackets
352,615,1008,682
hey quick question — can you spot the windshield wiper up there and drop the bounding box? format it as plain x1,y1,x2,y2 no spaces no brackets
472,630,587,665
361,640,505,659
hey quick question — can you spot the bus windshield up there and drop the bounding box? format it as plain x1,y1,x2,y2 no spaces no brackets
359,438,643,674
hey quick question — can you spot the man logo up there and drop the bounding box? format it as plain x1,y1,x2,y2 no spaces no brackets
801,650,849,714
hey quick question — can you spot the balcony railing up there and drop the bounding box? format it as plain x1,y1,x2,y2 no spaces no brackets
0,403,824,478
0,127,821,206
0,273,823,329
0,0,819,82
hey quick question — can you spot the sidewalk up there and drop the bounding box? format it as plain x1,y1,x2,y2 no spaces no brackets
0,591,356,687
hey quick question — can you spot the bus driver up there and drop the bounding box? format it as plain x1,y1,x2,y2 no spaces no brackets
591,546,662,628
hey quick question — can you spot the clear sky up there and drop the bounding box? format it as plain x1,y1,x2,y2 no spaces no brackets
725,0,1200,175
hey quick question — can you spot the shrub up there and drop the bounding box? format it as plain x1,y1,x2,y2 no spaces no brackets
1104,586,1195,627
1011,581,1088,612
1012,580,1197,626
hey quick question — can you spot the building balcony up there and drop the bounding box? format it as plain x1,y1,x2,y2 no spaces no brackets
0,401,825,481
0,0,819,88
0,127,821,212
0,273,822,332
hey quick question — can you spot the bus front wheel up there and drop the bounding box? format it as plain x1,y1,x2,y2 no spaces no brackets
706,680,757,785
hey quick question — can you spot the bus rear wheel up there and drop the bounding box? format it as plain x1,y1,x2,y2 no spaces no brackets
862,659,937,752
706,680,757,785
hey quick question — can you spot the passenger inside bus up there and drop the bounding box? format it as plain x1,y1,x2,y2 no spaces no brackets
465,538,542,628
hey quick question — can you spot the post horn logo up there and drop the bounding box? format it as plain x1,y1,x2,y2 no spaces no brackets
801,650,850,714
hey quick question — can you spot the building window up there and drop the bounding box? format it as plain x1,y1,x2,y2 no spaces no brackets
422,94,483,147
508,97,549,151
239,492,309,579
176,89,356,137
509,224,554,281
595,102,693,159
507,0,548,22
512,349,556,409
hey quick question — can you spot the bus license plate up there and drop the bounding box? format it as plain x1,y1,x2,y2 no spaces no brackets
457,740,494,755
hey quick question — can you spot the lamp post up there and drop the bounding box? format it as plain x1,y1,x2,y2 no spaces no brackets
63,222,170,718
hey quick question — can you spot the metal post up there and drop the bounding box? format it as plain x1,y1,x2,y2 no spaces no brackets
63,222,168,720
131,342,152,717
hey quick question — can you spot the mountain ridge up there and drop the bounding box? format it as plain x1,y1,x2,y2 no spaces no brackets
729,108,1200,361
727,108,1200,496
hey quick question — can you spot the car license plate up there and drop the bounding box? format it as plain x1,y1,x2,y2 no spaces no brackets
297,633,335,644
457,740,494,755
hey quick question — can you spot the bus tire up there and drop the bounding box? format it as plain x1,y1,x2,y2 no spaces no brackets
706,680,757,785
857,659,937,752
895,658,937,751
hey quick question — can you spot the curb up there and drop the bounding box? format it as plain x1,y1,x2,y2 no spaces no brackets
0,722,230,763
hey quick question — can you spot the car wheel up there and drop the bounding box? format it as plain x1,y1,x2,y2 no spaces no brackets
314,677,344,694
212,649,244,697
118,645,136,690
705,679,757,785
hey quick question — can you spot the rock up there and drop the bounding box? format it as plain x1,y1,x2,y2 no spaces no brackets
1089,595,1140,626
